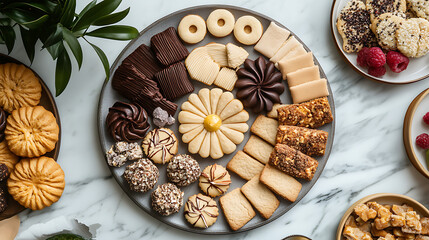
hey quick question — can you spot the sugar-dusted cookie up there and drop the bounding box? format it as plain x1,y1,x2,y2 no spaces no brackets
5,106,59,158
219,188,256,231
336,0,375,53
8,157,65,210
142,128,178,164
0,63,42,113
250,115,278,145
184,194,219,228
371,13,405,50
241,174,279,219
366,0,406,21
226,151,264,181
199,164,231,197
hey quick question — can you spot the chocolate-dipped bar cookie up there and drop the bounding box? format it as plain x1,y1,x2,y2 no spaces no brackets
276,125,328,156
277,97,333,129
155,62,194,100
112,62,177,115
122,44,162,79
269,144,318,181
151,27,189,66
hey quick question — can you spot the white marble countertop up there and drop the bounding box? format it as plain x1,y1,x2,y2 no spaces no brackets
2,0,429,239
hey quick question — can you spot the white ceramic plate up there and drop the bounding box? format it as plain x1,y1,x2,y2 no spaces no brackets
404,88,429,179
330,0,429,84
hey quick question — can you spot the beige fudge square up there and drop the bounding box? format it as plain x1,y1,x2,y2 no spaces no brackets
250,115,278,145
254,22,290,58
227,151,264,180
290,78,329,104
220,188,256,231
243,135,273,164
267,103,289,119
286,65,320,87
259,164,302,202
278,52,314,80
241,174,280,219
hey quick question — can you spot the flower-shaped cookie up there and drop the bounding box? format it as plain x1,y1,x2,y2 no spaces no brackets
179,88,249,159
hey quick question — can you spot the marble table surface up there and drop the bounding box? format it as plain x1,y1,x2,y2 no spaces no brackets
2,0,429,239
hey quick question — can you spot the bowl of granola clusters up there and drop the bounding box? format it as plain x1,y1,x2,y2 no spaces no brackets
336,193,429,240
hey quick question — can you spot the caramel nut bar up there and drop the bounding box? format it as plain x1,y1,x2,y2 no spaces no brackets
277,97,333,128
276,125,328,156
269,144,318,181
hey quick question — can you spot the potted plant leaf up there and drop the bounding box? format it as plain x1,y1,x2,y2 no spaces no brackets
0,0,139,96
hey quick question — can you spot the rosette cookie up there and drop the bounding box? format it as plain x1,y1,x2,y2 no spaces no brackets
106,102,150,142
0,108,6,142
236,57,284,112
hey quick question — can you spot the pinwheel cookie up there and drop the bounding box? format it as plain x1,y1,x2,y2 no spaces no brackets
178,88,249,159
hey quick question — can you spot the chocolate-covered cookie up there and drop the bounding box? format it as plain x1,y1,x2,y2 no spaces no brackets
122,44,163,79
151,27,189,66
155,62,194,100
236,57,284,112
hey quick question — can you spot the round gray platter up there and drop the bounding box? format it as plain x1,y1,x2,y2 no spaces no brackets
97,4,336,235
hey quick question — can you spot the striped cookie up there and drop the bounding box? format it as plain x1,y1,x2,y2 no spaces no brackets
366,0,406,22
336,0,375,53
406,0,429,20
371,13,405,50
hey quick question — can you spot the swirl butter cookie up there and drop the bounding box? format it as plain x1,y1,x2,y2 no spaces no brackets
371,13,405,50
5,106,59,158
0,63,41,113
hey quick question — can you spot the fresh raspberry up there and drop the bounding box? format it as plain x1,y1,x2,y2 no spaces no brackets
386,51,409,73
368,65,386,77
366,47,386,68
423,112,429,125
357,47,370,67
416,133,429,149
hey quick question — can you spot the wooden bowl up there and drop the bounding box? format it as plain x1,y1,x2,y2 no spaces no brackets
336,193,429,240
403,88,429,179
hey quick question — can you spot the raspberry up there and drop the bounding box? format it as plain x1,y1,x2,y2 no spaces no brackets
423,112,429,125
386,51,409,73
367,47,386,68
368,65,386,77
416,133,429,149
357,47,370,67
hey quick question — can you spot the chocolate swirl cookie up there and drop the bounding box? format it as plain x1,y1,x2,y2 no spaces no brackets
236,57,284,112
106,102,150,142
0,108,6,142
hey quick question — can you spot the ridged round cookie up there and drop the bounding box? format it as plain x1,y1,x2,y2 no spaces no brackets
371,13,405,50
5,106,59,158
407,0,429,20
0,140,19,172
366,0,406,22
7,157,65,210
0,63,41,113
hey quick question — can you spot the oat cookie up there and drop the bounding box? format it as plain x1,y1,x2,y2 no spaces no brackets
0,63,41,113
371,13,405,50
5,106,59,158
336,0,375,53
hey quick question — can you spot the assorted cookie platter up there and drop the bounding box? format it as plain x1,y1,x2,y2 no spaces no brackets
404,88,429,179
331,0,429,84
0,54,63,221
98,5,335,234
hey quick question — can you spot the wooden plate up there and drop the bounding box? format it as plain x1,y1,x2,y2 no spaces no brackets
403,88,429,179
0,54,62,221
330,0,429,84
97,5,336,234
336,193,429,239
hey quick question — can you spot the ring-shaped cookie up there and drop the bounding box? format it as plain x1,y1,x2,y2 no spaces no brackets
178,14,207,44
234,16,263,45
206,9,235,37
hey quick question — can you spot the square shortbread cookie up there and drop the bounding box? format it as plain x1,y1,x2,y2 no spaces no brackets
259,164,302,202
250,115,278,145
227,151,264,180
220,188,256,231
243,135,273,164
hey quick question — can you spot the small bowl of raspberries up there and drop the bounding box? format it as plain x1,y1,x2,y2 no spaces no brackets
357,47,409,78
414,111,429,172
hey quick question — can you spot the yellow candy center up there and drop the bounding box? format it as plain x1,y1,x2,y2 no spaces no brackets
204,114,222,132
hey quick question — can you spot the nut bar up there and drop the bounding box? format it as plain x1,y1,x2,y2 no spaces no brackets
277,97,333,128
151,27,189,66
269,144,318,181
276,125,328,156
122,44,163,79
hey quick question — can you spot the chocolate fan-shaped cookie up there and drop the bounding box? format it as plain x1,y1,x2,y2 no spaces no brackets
236,57,284,112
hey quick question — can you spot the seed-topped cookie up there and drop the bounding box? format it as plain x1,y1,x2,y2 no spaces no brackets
366,0,406,22
396,18,420,57
406,0,429,21
336,0,376,53
371,13,405,50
